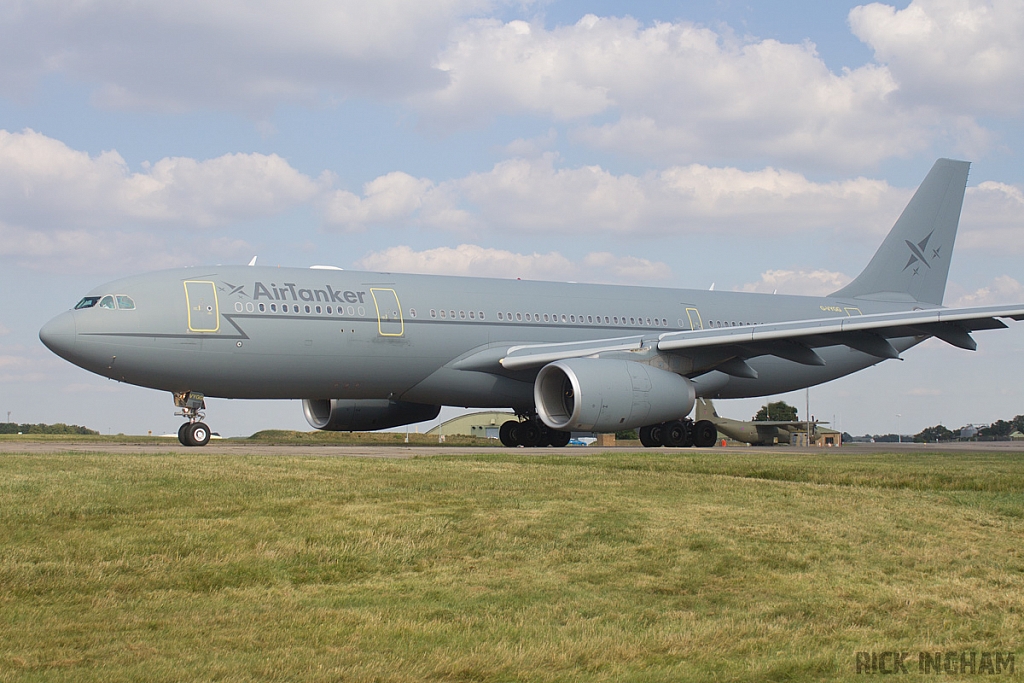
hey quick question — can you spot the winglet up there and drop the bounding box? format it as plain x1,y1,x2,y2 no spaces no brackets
248,256,258,266
830,158,970,306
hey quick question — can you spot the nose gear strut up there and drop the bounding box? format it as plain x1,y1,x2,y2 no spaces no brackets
174,391,212,447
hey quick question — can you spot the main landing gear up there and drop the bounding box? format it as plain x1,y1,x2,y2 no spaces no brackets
174,391,212,447
639,418,718,448
499,416,572,448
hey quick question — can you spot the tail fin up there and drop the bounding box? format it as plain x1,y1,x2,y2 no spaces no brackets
830,158,970,306
695,398,719,422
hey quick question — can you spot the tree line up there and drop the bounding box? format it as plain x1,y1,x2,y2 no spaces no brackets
0,422,99,435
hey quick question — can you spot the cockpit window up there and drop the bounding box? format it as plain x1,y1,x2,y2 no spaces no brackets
116,295,136,310
75,297,101,309
99,295,116,309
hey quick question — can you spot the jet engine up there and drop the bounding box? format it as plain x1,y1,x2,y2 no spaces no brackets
302,399,441,431
534,358,695,432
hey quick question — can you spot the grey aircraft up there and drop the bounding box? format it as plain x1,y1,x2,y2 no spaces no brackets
39,159,1024,447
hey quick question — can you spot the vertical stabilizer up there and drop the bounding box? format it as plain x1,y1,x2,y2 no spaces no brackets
695,398,719,422
830,158,970,305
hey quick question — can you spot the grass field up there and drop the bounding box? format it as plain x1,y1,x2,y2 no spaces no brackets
1,448,1022,681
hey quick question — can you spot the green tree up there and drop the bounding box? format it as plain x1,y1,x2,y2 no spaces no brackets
914,425,953,443
753,401,798,422
1011,415,1024,434
979,420,1013,438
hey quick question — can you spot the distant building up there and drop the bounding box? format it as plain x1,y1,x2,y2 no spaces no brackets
426,412,516,439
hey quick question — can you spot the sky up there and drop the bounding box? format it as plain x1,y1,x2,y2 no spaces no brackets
1,0,1023,438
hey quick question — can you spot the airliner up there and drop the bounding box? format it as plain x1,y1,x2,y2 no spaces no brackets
39,159,1024,447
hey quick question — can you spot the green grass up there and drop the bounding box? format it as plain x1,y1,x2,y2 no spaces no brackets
1,450,1022,681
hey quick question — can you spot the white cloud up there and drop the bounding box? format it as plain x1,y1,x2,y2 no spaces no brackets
354,244,672,284
0,0,488,112
850,0,1024,116
0,346,59,384
422,14,931,167
0,129,325,229
738,269,853,296
959,181,1024,253
0,222,253,274
950,275,1024,307
324,154,905,238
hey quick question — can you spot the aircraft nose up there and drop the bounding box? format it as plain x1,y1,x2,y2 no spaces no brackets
39,310,77,358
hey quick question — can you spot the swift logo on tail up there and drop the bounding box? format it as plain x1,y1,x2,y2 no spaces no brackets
903,231,942,275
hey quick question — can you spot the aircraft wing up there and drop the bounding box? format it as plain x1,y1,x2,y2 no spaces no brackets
462,303,1024,374
657,303,1024,364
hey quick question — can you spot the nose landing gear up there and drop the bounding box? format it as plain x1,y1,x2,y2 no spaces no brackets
174,391,212,447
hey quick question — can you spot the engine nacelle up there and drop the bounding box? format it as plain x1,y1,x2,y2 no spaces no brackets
302,399,440,431
534,358,695,432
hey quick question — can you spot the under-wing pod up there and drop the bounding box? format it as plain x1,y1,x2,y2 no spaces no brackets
534,358,695,432
303,398,440,431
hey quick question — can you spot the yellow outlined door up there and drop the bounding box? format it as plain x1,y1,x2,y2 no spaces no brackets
685,307,704,330
844,307,863,316
184,281,219,332
370,288,404,336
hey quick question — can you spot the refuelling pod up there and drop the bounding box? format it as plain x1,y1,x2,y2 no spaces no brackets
534,358,695,432
303,398,440,431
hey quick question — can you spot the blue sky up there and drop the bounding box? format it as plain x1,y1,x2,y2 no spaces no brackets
2,0,1023,437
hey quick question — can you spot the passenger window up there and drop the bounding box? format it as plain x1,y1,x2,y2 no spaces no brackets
460,310,466,319
260,303,267,312
326,306,332,314
410,308,417,318
115,295,135,310
315,305,322,314
305,305,311,313
75,296,100,309
516,312,522,321
430,309,436,318
543,314,549,322
479,312,485,320
440,310,446,318
525,313,531,321
99,295,116,309
450,310,455,319
497,312,503,320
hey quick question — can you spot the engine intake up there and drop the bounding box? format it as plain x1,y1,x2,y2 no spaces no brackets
302,399,440,431
535,358,694,432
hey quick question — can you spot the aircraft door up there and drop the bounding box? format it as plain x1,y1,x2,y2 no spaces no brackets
184,280,220,332
685,307,704,330
370,288,404,337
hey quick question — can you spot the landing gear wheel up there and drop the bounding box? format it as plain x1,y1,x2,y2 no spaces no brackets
518,421,542,447
547,429,571,447
499,420,520,447
186,422,211,447
639,425,663,448
177,423,190,446
662,420,690,448
692,420,718,448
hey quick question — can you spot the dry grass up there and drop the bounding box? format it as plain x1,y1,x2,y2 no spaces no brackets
1,449,1022,681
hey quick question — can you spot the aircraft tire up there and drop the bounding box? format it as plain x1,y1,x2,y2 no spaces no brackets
518,421,542,447
692,420,718,448
177,423,190,446
499,420,519,447
662,420,688,448
639,425,662,448
547,429,571,447
187,422,212,447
